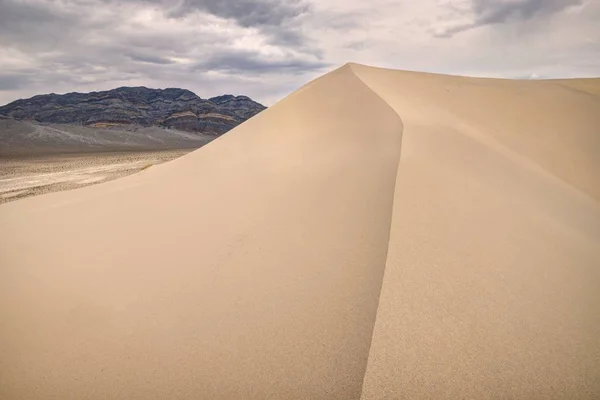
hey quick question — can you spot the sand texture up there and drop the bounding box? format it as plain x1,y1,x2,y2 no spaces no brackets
0,63,599,399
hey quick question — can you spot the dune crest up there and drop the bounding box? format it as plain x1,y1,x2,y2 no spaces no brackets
1,64,599,399
349,63,600,399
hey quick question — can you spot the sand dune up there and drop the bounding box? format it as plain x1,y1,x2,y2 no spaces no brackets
0,63,599,399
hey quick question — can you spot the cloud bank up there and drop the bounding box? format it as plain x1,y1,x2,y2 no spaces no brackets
0,0,598,105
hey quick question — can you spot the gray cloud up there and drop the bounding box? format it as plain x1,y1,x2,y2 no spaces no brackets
436,0,583,37
128,53,176,65
0,0,325,105
129,0,311,47
0,0,597,107
0,0,314,55
192,50,329,74
0,0,80,49
0,73,31,91
473,0,582,24
164,0,310,27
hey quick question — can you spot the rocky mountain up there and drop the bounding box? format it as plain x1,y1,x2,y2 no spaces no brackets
0,87,266,135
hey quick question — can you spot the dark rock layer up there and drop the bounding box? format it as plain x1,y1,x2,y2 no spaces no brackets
0,87,266,135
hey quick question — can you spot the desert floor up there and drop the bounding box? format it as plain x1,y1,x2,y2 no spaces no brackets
0,149,193,203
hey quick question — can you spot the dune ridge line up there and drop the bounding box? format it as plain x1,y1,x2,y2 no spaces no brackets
1,63,599,399
1,64,404,399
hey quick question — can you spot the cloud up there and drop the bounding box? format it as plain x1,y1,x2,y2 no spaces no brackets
163,0,310,27
192,50,330,74
474,0,582,24
0,0,80,50
0,0,598,106
128,53,176,65
0,73,30,91
0,0,327,105
127,0,312,47
436,0,584,37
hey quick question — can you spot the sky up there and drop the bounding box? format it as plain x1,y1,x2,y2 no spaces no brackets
0,0,598,106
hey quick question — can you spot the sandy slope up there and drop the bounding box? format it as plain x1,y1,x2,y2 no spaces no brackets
350,64,600,399
0,63,599,399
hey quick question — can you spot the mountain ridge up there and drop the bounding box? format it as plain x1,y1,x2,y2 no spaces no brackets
0,86,266,135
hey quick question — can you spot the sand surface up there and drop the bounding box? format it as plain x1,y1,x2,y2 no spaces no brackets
0,150,192,203
0,63,599,399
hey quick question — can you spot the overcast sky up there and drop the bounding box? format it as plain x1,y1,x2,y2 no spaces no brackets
0,0,598,106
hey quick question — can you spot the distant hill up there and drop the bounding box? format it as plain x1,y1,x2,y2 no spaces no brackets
0,87,266,135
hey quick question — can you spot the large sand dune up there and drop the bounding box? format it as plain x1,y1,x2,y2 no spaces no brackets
1,63,599,399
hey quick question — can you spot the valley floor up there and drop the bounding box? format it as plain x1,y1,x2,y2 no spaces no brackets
0,149,194,203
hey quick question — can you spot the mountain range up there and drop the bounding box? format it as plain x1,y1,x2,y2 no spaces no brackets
0,87,266,156
0,87,265,135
